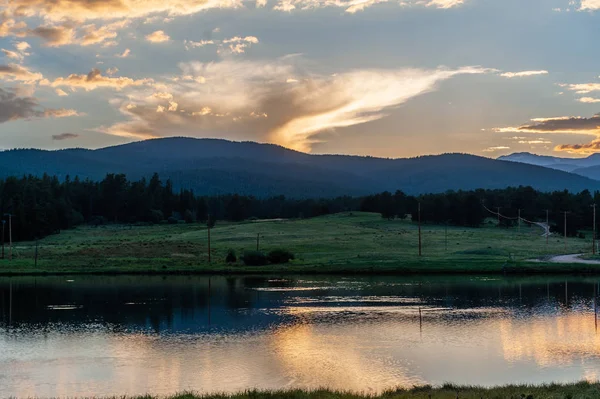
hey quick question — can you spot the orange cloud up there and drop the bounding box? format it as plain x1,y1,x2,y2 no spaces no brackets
49,68,153,91
97,59,491,151
495,113,600,155
145,30,170,43
0,63,43,83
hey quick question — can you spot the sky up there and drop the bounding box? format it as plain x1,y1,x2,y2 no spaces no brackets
2,0,600,158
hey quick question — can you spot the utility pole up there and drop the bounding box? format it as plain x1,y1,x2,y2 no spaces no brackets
546,210,549,247
593,203,597,255
418,202,422,257
207,214,211,263
564,211,568,253
445,220,448,252
1,220,5,260
8,214,12,261
34,239,39,268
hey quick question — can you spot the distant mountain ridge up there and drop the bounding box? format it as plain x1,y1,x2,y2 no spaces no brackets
1,138,599,197
499,152,600,176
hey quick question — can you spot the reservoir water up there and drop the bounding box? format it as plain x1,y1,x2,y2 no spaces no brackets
1,275,599,397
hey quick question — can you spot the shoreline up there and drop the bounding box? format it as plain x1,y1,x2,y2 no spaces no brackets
2,260,600,276
25,383,600,399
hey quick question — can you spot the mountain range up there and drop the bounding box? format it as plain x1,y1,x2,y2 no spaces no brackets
1,138,599,198
498,152,600,179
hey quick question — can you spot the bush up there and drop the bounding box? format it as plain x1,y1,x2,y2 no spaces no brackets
242,250,268,266
184,209,195,223
90,215,107,227
268,249,295,264
226,249,237,263
167,216,178,224
148,209,164,224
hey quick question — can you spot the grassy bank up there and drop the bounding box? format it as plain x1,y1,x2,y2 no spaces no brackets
94,383,600,399
0,212,597,275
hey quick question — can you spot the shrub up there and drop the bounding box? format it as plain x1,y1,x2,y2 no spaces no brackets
268,249,295,264
167,216,178,224
90,216,107,227
148,209,164,224
242,250,268,266
225,249,237,263
184,210,195,223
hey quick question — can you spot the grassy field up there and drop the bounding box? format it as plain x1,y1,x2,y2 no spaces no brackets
0,212,597,275
82,383,600,399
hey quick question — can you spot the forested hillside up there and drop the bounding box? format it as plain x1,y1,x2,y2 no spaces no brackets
1,173,598,242
1,138,599,197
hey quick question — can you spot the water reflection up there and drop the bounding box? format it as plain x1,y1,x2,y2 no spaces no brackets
0,275,600,397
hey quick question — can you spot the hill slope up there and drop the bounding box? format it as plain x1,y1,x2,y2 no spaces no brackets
1,138,599,197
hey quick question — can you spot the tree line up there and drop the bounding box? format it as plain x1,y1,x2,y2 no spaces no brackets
0,173,599,241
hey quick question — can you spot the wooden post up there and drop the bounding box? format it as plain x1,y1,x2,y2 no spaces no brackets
8,214,12,261
1,220,4,260
518,209,521,234
546,210,549,247
593,204,597,255
256,233,260,251
445,221,448,252
419,307,422,330
418,202,422,257
564,211,567,253
207,214,211,263
497,207,500,227
34,239,39,268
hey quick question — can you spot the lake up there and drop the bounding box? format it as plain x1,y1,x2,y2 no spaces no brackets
1,275,599,397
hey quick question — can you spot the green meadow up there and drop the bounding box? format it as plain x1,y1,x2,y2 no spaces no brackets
0,212,596,275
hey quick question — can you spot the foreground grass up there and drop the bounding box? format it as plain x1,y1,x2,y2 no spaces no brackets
94,383,600,399
0,212,597,275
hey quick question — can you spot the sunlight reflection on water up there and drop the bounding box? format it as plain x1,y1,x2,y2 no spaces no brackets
0,275,599,397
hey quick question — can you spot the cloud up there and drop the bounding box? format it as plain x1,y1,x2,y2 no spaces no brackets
517,139,552,145
0,63,43,83
184,40,214,50
1,41,31,62
560,82,600,94
55,88,69,96
495,113,600,155
272,0,465,12
426,0,465,8
495,115,600,135
98,59,490,151
15,42,31,52
44,108,82,118
1,49,22,60
578,97,600,103
48,68,153,91
483,146,510,152
221,36,259,54
115,48,131,58
145,30,170,43
79,20,128,46
500,70,548,78
52,133,80,140
30,25,76,46
0,86,79,123
0,0,469,44
580,0,600,10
